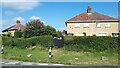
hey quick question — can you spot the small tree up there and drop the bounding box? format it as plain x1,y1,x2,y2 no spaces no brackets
14,30,23,38
43,25,57,37
83,32,86,36
7,32,11,37
23,19,44,38
26,19,44,29
57,31,62,37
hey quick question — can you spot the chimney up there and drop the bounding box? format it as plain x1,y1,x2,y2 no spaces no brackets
16,20,20,25
87,6,92,13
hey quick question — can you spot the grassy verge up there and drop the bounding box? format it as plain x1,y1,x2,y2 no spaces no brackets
1,46,118,66
0,36,2,57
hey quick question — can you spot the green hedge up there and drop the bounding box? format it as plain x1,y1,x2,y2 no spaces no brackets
63,36,118,52
2,36,53,48
2,36,119,52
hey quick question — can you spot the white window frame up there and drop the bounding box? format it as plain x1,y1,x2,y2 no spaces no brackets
75,23,80,28
98,32,107,36
96,22,101,28
105,22,110,28
84,23,89,28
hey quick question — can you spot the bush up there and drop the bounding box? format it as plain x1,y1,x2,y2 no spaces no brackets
63,36,118,52
6,32,11,37
2,36,54,49
14,30,23,38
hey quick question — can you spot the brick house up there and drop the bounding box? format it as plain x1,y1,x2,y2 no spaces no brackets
65,6,119,37
2,20,25,36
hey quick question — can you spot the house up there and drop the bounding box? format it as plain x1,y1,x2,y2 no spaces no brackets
65,6,119,37
2,20,25,36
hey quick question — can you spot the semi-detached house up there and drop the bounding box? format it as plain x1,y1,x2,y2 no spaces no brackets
65,6,119,37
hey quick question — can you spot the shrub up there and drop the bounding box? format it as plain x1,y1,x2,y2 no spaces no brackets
2,36,11,46
6,32,11,37
83,32,86,36
14,30,23,38
2,36,53,49
64,36,118,52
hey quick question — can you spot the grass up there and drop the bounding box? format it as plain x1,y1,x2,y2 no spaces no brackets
1,45,118,66
0,36,2,45
0,36,2,57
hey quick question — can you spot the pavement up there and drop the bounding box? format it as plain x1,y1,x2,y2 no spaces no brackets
0,58,65,66
0,58,118,68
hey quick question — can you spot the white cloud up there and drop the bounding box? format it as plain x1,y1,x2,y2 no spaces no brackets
29,16,41,21
13,16,24,22
4,11,15,15
61,28,66,31
41,21,46,24
1,0,40,11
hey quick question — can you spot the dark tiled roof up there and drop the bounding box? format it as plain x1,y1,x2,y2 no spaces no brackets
10,23,25,30
2,23,25,32
2,25,15,32
66,12,118,22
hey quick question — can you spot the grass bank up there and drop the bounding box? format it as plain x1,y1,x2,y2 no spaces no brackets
1,46,118,66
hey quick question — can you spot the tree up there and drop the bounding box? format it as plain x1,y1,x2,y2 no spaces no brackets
23,19,45,38
42,25,57,37
23,19,59,38
26,19,44,29
56,31,62,37
14,30,23,38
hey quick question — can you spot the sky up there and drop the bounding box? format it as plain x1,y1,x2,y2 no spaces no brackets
0,1,119,33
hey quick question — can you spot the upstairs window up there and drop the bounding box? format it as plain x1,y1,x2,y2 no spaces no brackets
96,22,101,28
75,23,80,28
105,22,110,28
84,23,89,28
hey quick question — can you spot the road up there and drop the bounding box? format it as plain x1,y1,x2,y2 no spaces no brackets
0,58,65,66
0,58,118,68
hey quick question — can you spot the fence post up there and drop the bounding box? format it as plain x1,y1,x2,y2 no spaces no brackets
49,47,53,58
1,44,4,54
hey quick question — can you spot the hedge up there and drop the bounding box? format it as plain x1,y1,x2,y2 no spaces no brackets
2,36,53,48
2,36,119,52
63,36,118,52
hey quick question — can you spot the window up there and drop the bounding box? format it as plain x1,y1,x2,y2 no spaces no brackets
75,23,80,28
112,33,119,37
105,22,110,27
98,33,107,36
96,22,101,28
84,23,89,28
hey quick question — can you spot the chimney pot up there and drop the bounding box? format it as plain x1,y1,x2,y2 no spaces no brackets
87,6,92,13
16,20,20,23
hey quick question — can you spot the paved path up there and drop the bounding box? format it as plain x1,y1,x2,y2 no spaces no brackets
0,58,65,66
